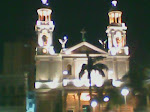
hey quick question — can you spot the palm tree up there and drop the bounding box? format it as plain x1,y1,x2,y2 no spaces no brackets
79,54,108,79
79,54,108,112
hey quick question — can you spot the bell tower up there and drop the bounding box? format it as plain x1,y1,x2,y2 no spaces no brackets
34,1,62,112
35,0,55,55
106,0,129,55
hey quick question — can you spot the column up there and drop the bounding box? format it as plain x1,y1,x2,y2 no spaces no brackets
109,16,112,24
62,91,67,112
77,92,81,112
115,13,117,23
113,58,118,80
123,31,126,46
119,16,122,24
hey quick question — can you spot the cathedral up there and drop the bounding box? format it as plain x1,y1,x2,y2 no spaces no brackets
30,0,130,112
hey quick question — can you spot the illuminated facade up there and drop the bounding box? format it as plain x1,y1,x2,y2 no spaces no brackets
34,0,130,112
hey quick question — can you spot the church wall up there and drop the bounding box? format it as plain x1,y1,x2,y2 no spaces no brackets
106,56,129,80
62,57,92,79
117,60,128,79
61,56,129,81
36,60,50,80
36,55,62,82
106,60,113,79
62,58,75,79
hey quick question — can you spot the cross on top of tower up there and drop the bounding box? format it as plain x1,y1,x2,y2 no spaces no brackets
112,0,117,7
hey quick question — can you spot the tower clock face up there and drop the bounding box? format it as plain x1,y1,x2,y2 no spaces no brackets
113,31,122,47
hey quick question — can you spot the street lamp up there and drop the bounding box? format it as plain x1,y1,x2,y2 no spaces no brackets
121,88,129,105
91,100,97,112
91,100,97,108
103,96,110,102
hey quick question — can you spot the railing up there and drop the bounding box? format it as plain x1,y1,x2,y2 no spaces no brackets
36,21,54,26
63,79,104,87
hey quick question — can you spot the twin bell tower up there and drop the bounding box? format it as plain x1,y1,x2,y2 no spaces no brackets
35,0,129,56
106,0,129,56
35,0,55,55
33,1,129,112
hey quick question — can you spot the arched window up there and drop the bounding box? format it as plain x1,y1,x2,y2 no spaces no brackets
67,64,72,75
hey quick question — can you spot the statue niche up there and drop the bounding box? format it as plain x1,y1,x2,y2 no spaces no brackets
113,31,123,48
42,35,48,46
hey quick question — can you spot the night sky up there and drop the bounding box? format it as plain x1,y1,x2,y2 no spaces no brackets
0,0,150,71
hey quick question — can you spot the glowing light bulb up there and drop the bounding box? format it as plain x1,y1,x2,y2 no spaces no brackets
112,0,117,7
41,0,48,4
103,96,110,102
43,48,47,54
64,36,67,40
91,101,97,107
121,88,129,96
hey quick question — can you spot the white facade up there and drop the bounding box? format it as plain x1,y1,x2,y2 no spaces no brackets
34,1,130,112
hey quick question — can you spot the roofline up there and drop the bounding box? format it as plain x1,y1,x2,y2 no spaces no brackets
64,42,108,54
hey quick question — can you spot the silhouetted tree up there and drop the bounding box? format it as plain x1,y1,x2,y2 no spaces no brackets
79,54,108,112
95,79,123,111
122,65,150,111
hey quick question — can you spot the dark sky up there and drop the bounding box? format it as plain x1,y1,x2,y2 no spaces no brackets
0,0,150,69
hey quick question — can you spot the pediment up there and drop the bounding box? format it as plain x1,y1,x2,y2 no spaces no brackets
64,42,107,54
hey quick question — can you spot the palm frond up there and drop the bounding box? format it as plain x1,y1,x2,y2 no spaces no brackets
122,73,129,81
92,56,105,64
79,64,87,79
98,69,105,77
93,63,108,71
79,54,107,79
103,79,113,87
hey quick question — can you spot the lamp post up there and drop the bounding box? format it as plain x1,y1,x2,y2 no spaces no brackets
121,88,129,105
103,96,110,102
91,100,97,112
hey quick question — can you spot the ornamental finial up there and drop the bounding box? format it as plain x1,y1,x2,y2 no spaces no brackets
112,0,117,7
41,0,49,5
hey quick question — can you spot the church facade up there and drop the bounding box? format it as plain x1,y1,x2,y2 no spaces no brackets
33,0,130,112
